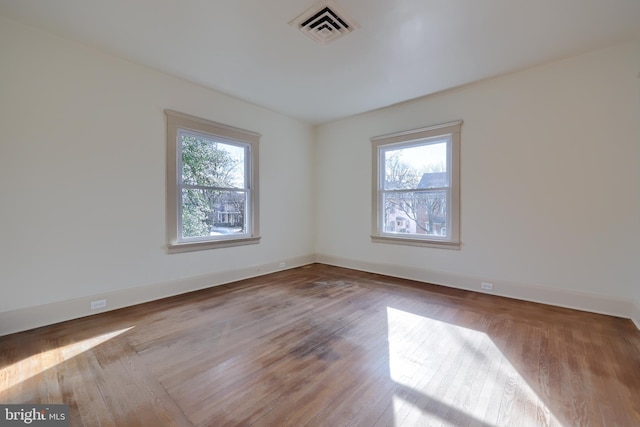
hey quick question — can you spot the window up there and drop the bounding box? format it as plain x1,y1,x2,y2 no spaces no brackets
371,121,461,249
166,110,260,253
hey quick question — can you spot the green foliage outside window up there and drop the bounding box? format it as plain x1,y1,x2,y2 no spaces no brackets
180,134,245,238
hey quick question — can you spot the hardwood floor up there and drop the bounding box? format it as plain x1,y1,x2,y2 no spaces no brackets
1,264,639,426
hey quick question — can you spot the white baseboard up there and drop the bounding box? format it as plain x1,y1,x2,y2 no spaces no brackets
0,254,315,337
315,254,633,320
631,299,640,331
3,253,637,337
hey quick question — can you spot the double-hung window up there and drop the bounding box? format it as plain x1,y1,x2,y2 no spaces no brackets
166,110,260,253
371,121,461,249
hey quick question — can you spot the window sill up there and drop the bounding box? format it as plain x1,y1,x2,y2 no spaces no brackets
168,236,261,254
371,235,460,250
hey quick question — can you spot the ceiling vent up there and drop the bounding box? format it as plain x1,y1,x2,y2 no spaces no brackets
289,0,359,46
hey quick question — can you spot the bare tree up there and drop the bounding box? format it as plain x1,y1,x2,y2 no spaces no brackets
384,152,420,189
387,191,445,234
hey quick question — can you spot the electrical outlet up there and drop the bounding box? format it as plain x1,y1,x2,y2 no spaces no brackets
279,262,286,269
480,282,493,291
91,299,107,310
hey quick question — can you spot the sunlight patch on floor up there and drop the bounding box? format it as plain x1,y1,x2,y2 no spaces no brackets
0,327,134,393
386,307,560,426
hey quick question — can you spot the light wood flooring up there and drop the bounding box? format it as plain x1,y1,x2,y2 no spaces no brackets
1,264,639,426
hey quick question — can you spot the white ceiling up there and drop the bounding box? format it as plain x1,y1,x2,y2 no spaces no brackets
1,0,639,124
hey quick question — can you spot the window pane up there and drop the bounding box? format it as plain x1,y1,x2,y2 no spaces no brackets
180,132,246,188
384,141,447,190
383,190,447,237
181,188,247,239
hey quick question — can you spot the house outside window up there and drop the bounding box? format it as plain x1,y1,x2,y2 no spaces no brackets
166,110,260,253
371,121,462,249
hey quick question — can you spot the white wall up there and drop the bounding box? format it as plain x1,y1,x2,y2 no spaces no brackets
634,56,640,329
316,40,640,315
0,17,315,329
1,14,638,334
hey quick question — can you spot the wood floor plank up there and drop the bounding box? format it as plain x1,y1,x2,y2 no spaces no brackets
1,264,639,426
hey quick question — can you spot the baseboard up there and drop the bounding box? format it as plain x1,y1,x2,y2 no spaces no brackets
315,254,633,320
3,253,636,337
631,299,640,331
0,254,315,337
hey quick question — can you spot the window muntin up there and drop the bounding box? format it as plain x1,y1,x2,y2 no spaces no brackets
371,121,461,249
166,110,260,253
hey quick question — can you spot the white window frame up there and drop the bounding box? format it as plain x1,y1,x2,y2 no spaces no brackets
166,110,260,253
371,121,462,249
